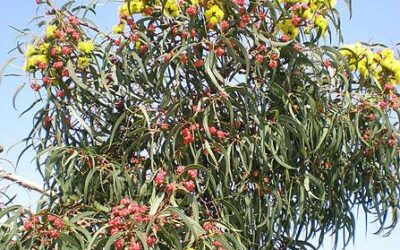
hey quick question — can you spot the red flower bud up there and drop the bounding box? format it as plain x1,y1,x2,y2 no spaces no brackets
213,240,223,247
186,5,198,16
115,238,125,250
221,20,229,31
23,221,33,230
148,24,155,33
291,15,302,26
208,126,217,136
183,134,194,144
68,16,80,25
163,53,172,62
62,68,70,77
146,235,156,246
50,47,58,57
154,170,166,186
160,123,169,130
188,169,198,179
47,229,60,239
130,33,139,41
255,54,264,63
176,165,185,174
217,130,228,139
323,59,332,68
181,128,191,137
129,242,142,250
215,47,225,57
56,90,65,98
194,59,204,68
43,76,52,85
258,12,266,21
203,222,214,231
166,183,175,193
145,7,153,16
184,180,195,192
52,61,64,69
181,31,188,39
281,34,289,42
30,82,41,91
72,32,81,40
269,60,278,69
181,53,188,64
61,46,72,55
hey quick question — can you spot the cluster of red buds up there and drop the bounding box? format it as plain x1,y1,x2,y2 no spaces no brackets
109,198,156,250
252,44,280,69
180,123,230,146
153,166,198,193
25,10,96,99
22,214,64,241
378,92,399,110
200,222,225,250
129,155,147,168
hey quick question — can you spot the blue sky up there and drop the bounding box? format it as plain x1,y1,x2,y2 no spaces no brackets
0,1,400,249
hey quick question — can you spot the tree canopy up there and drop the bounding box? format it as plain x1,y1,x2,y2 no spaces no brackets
1,0,400,249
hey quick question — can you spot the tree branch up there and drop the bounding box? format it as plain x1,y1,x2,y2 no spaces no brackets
0,168,50,196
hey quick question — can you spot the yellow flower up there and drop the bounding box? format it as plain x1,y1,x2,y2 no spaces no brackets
205,5,224,25
113,24,125,34
382,57,400,72
25,45,36,57
340,43,400,85
190,0,199,5
24,54,47,71
314,15,328,35
135,41,142,50
276,19,299,39
38,43,50,54
301,9,314,20
78,41,94,54
78,57,91,68
340,43,366,58
118,3,129,17
164,0,180,17
395,72,400,83
380,48,394,59
46,25,57,38
118,1,145,17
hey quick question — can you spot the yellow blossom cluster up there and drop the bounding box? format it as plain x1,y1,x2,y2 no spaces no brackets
78,57,91,68
276,20,299,39
276,0,335,39
113,23,125,34
46,25,57,38
24,28,95,72
118,0,145,17
205,5,224,25
116,0,224,25
164,0,180,17
77,40,94,54
23,44,48,72
340,43,400,85
77,41,94,68
279,0,336,8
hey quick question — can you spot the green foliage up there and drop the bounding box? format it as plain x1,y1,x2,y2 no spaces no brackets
1,0,400,249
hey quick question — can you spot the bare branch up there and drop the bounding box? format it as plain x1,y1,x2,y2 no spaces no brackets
0,168,49,196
